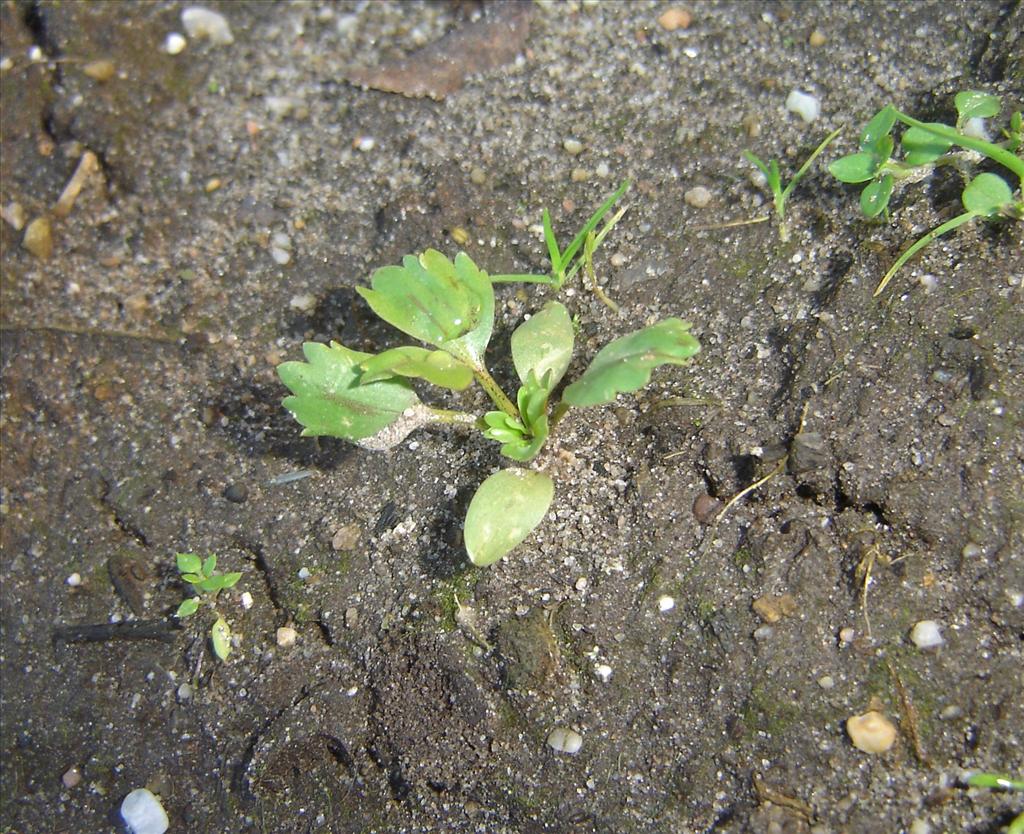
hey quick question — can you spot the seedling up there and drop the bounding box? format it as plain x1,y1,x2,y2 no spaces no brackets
964,772,1024,834
174,552,242,661
744,127,842,242
829,90,1023,295
278,249,700,567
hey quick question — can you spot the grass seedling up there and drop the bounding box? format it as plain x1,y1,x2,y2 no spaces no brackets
489,180,630,290
829,90,1023,295
744,126,842,242
964,772,1024,834
278,242,700,567
174,552,242,661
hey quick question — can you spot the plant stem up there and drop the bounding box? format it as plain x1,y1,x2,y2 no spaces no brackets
893,110,1024,184
874,210,979,296
489,273,557,284
472,364,519,418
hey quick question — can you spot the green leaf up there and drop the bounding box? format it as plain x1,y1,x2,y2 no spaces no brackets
176,598,200,618
498,419,549,462
955,91,1000,123
359,347,474,390
464,469,555,566
517,370,552,430
829,151,883,184
743,150,771,179
481,410,528,445
198,572,242,593
211,617,232,661
561,319,701,408
356,250,494,366
201,554,217,576
181,573,204,585
176,552,202,575
511,301,575,387
278,341,420,441
901,124,954,166
961,172,1014,216
859,106,897,151
860,173,894,218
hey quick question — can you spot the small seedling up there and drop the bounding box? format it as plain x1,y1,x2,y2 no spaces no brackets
174,552,242,661
278,245,700,567
964,772,1024,834
744,127,842,242
829,90,1023,295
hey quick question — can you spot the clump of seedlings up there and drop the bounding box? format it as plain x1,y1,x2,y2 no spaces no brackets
829,90,1023,295
277,189,701,566
174,552,242,661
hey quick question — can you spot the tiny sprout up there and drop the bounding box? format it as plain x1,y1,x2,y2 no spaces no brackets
175,552,242,661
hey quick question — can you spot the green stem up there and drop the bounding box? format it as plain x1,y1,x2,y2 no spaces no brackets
893,110,1024,183
780,126,844,202
489,273,558,284
874,210,979,296
473,365,519,418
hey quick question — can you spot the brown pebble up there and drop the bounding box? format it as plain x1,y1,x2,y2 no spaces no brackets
658,8,692,31
83,59,116,81
332,523,361,551
22,217,53,260
62,766,82,788
752,593,798,623
692,493,722,524
808,29,827,47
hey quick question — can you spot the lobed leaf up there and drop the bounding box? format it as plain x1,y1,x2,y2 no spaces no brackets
901,124,953,166
859,173,894,218
955,91,1000,123
356,250,494,366
464,469,555,566
829,151,882,184
359,346,474,390
961,172,1014,216
511,301,574,388
278,341,420,441
561,319,701,408
176,552,202,574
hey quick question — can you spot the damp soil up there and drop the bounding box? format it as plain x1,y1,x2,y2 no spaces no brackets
1,2,1022,833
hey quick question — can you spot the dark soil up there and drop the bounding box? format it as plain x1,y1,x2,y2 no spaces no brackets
2,2,1022,833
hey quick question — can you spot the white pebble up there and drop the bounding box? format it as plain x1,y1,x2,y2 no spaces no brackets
961,542,982,559
62,766,82,788
909,819,931,834
961,117,991,141
181,7,234,45
355,136,375,152
574,577,588,591
909,620,944,650
847,710,897,754
595,161,610,178
684,186,712,208
546,727,583,754
594,663,613,682
270,247,291,265
657,595,675,612
120,788,169,834
786,89,821,123
817,675,835,689
838,627,856,644
240,591,253,610
297,567,310,580
753,625,774,641
163,33,187,55
176,682,193,702
276,626,297,647
289,293,316,312
563,138,584,156
66,572,82,587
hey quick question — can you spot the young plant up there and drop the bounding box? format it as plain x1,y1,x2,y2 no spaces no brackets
174,552,242,661
277,249,700,567
744,126,842,242
964,772,1024,834
829,90,1023,295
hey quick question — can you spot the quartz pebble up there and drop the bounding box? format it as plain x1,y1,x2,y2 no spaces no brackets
547,727,583,754
1,201,26,230
182,6,234,45
66,573,82,587
594,663,612,682
846,710,897,754
276,626,297,647
657,595,675,612
909,620,944,650
62,766,82,788
563,138,584,156
786,89,821,123
658,8,692,31
163,33,187,55
684,186,712,208
120,788,169,834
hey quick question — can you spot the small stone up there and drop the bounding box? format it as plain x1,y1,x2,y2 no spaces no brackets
344,607,359,628
546,727,583,754
609,252,627,268
470,167,487,185
961,542,982,559
847,710,897,754
939,705,962,720
1,201,26,230
741,113,762,138
595,161,610,178
276,626,297,647
297,567,311,581
909,620,944,650
22,217,53,260
120,788,169,834
354,136,375,152
594,663,612,682
838,627,856,644
289,293,316,312
563,138,584,156
331,524,360,551
657,595,675,612
176,682,193,702
658,8,692,31
62,766,82,788
786,89,821,123
83,59,116,82
808,29,827,47
817,675,835,689
270,247,291,265
240,591,254,610
204,178,221,192
692,493,722,524
574,577,588,591
182,6,234,45
163,33,187,55
752,593,798,623
753,625,774,641
684,186,712,208
223,483,248,503
570,167,589,182
66,573,82,587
